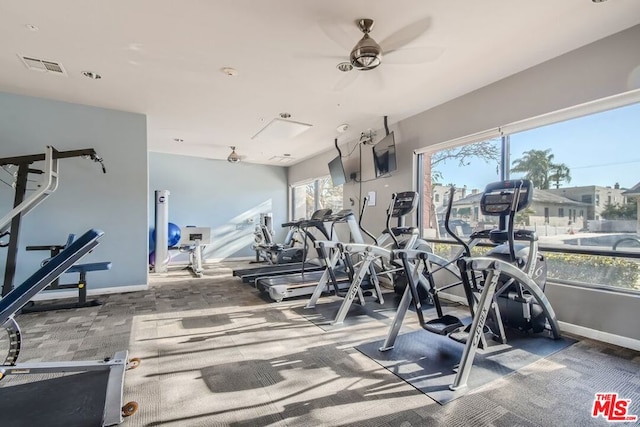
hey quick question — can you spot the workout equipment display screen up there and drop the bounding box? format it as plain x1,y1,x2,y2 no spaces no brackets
328,155,347,186
480,180,533,216
178,227,212,245
372,132,397,178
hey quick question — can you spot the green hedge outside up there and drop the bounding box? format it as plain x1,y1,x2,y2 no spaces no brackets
545,252,640,291
429,243,640,291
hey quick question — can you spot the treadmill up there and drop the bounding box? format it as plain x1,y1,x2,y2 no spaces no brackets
232,209,334,284
255,209,364,302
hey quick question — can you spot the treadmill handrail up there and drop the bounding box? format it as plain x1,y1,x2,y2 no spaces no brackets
0,229,103,325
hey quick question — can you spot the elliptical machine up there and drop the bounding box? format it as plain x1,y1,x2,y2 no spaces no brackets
471,179,550,333
380,179,561,391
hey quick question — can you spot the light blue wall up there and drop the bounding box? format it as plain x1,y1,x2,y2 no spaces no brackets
148,152,288,261
0,91,148,290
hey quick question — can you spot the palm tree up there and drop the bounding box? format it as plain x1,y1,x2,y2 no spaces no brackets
511,149,556,189
549,163,572,189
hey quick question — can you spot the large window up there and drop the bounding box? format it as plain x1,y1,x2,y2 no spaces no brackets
421,137,501,238
291,176,343,220
419,97,640,292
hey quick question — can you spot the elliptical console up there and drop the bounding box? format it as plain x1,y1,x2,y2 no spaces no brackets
476,179,548,332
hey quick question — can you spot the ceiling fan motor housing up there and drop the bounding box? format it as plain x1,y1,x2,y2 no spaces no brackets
350,19,382,70
350,34,383,70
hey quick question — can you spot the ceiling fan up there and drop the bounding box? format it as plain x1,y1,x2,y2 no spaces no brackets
322,17,443,90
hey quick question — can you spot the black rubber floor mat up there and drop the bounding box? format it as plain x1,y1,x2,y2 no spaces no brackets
356,329,576,404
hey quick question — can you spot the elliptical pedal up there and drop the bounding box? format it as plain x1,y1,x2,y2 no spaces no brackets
447,323,496,346
424,315,463,335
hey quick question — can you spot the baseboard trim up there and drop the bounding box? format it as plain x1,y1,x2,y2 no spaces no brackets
31,283,149,301
557,321,640,352
438,291,640,351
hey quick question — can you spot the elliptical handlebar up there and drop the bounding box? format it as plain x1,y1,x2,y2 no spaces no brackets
444,186,471,257
387,193,401,249
359,195,379,245
506,180,524,263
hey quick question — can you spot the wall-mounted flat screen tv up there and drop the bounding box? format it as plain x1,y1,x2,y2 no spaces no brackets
328,155,347,186
372,131,397,178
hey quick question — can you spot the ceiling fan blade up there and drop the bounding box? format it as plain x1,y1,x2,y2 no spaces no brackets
381,17,432,53
318,19,358,51
293,52,346,62
333,71,359,92
384,46,444,65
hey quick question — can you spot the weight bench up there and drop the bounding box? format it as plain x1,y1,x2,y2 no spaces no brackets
0,228,138,425
24,233,112,312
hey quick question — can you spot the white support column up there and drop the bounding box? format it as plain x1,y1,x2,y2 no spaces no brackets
153,190,170,273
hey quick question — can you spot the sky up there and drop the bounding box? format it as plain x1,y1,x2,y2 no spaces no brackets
433,101,640,191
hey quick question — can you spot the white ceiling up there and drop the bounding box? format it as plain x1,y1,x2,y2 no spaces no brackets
1,1,640,166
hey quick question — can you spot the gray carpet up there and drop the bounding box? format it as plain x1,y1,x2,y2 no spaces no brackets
0,261,638,427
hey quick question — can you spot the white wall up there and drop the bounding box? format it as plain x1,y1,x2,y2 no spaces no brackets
149,152,288,261
0,91,148,291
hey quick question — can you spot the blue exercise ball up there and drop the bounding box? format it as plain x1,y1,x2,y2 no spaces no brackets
150,223,182,249
149,250,171,267
149,229,155,254
168,222,181,247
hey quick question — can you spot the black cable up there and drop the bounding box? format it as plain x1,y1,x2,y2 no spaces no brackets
334,138,342,158
384,115,390,136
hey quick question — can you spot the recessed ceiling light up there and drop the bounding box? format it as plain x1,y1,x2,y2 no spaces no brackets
173,138,184,143
592,0,607,2
25,24,39,32
221,67,238,76
81,71,102,80
336,62,353,72
279,112,291,119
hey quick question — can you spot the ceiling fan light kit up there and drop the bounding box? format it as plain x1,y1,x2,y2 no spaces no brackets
350,19,382,70
227,146,240,163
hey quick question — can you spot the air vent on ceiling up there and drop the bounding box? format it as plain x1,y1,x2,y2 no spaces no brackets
269,155,296,163
18,55,68,76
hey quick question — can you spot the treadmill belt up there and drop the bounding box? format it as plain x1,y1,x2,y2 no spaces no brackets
256,270,348,289
0,371,109,427
234,263,324,283
233,262,307,277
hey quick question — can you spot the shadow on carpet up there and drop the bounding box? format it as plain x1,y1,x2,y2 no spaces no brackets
356,328,576,404
292,291,402,331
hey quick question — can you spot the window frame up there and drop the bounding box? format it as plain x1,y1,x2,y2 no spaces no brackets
415,88,640,294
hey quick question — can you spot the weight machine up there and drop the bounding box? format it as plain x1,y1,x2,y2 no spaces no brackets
0,146,106,297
